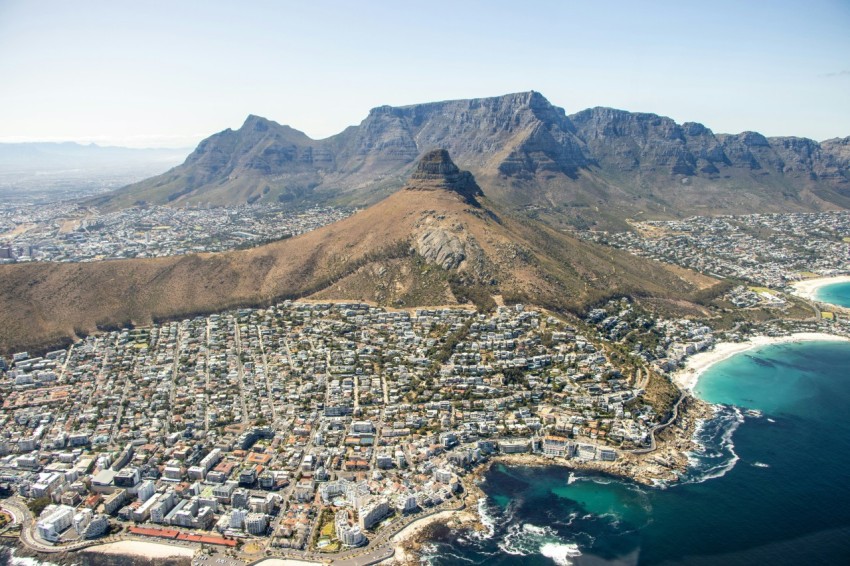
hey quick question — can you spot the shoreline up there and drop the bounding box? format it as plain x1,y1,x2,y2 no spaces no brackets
790,275,850,302
81,540,195,560
18,334,850,565
672,332,850,394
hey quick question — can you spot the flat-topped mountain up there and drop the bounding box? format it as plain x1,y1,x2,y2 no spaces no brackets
0,151,715,354
89,92,850,227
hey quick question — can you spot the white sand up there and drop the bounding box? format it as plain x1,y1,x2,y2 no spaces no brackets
254,560,322,566
790,275,850,302
84,540,195,559
673,332,850,393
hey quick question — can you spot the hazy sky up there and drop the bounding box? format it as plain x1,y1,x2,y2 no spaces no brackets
1,0,849,148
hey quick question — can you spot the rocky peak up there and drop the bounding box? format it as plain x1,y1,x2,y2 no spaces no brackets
406,149,483,205
241,114,273,132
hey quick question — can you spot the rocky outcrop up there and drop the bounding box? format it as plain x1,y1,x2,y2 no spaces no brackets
406,151,484,270
407,149,483,205
415,226,469,270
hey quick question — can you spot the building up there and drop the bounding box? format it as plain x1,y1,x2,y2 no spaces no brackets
73,509,93,535
498,439,530,454
542,435,572,457
434,468,453,484
351,420,374,433
212,481,238,502
136,479,156,502
231,487,250,509
230,508,248,529
36,505,75,542
244,513,268,535
396,493,418,513
103,489,127,515
82,514,110,539
335,510,365,547
162,464,183,481
30,472,64,499
132,492,161,522
358,499,389,530
114,467,141,488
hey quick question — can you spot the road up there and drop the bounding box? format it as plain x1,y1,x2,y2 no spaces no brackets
256,498,465,566
255,324,277,423
628,389,686,455
233,319,249,423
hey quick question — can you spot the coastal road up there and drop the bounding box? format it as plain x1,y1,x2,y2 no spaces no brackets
0,497,95,554
256,499,465,566
628,389,686,455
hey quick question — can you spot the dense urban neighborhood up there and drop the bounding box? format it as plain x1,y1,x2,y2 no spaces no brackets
0,296,735,560
579,211,850,288
0,203,351,262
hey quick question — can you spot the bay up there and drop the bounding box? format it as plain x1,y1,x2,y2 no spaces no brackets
815,281,850,308
424,341,850,565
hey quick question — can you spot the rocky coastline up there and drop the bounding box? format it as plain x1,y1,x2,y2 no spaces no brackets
392,391,714,563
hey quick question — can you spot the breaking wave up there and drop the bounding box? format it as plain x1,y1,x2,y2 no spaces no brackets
682,405,743,485
497,522,582,564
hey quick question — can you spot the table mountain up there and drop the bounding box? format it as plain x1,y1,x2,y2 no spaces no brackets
87,91,850,227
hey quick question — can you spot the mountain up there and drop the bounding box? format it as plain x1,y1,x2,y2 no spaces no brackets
0,150,715,354
0,142,189,174
88,92,850,227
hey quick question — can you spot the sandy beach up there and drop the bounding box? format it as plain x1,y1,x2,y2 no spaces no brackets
790,275,850,302
254,559,323,566
82,540,195,559
672,332,850,393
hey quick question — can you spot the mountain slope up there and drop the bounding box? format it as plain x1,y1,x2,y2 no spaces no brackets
88,92,850,226
0,150,714,354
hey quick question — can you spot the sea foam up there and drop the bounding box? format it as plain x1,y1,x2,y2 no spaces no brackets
540,542,583,565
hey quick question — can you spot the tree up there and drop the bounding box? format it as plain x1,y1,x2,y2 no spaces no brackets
27,496,51,516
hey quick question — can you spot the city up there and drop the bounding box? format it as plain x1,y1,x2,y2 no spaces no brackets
0,203,352,263
578,211,850,288
0,297,735,561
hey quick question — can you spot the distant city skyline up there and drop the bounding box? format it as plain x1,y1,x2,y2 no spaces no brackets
1,0,849,148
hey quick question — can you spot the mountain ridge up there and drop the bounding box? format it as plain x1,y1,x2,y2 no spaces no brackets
87,91,850,227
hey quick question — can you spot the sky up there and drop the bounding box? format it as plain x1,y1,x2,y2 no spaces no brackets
0,0,849,148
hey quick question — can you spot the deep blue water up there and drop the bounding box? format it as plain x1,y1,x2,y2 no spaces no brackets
425,341,850,565
816,281,850,308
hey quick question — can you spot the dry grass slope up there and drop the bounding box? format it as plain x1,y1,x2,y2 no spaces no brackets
0,175,719,355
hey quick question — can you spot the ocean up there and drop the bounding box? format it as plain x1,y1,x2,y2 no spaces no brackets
423,341,850,565
815,281,850,308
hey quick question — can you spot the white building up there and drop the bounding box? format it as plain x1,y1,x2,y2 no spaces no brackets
358,499,389,530
396,493,418,513
73,508,93,535
335,510,365,547
36,505,75,542
245,513,268,535
82,514,109,539
136,479,156,502
230,508,248,529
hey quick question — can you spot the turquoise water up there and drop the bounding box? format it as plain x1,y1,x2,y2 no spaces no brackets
426,341,850,565
815,281,850,308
